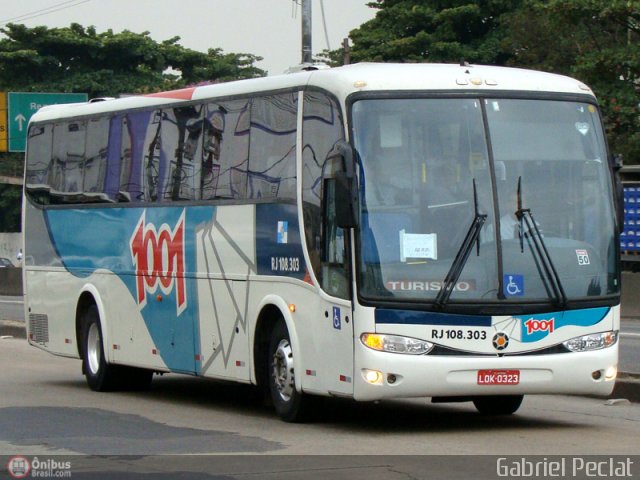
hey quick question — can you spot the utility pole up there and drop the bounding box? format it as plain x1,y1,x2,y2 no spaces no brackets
301,0,312,64
343,38,351,65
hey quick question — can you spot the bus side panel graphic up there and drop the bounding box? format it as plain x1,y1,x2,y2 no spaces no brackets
45,206,212,373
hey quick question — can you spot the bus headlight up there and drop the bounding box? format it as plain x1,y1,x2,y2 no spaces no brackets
562,331,618,352
361,333,433,355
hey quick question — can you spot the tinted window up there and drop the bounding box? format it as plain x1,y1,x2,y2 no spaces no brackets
203,100,250,199
302,91,345,293
248,94,297,199
50,121,86,196
26,124,53,191
160,105,204,201
25,93,302,206
120,110,160,202
83,116,109,198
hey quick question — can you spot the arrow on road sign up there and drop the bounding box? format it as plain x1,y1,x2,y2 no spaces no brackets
15,114,26,131
8,92,88,152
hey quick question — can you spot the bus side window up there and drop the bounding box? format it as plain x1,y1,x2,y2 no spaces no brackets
83,116,110,200
248,94,297,200
25,124,54,204
120,110,156,202
49,121,86,200
160,105,204,201
202,100,250,200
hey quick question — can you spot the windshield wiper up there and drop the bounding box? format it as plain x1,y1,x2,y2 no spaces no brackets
435,179,487,309
515,177,567,307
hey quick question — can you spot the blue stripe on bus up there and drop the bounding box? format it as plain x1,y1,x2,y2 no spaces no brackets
375,309,492,327
45,206,214,375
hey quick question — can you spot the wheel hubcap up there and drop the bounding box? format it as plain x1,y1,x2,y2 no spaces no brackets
272,339,294,401
87,323,101,375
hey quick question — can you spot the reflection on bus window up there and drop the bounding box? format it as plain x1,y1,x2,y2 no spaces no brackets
353,97,616,303
302,91,345,293
203,99,250,199
160,105,204,201
249,94,297,200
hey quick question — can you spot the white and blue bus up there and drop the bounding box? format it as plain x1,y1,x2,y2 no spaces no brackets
23,63,620,421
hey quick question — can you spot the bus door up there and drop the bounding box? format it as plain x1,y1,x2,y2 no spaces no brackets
315,165,355,395
301,90,354,395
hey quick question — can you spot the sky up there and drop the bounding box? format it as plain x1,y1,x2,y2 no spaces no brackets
0,0,377,75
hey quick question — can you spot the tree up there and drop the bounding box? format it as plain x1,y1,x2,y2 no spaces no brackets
333,0,639,163
0,23,265,98
343,0,522,65
0,23,266,232
502,0,640,162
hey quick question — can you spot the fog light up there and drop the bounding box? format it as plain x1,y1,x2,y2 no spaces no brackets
363,369,383,385
592,370,602,380
605,365,617,381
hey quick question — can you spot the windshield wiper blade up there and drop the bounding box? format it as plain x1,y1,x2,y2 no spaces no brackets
435,179,487,309
515,177,567,307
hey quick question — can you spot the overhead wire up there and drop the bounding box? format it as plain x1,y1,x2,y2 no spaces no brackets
319,0,331,50
0,0,93,28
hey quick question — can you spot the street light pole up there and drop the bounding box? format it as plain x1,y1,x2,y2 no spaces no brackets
301,0,312,64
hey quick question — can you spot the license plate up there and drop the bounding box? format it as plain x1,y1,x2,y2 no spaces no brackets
477,369,520,385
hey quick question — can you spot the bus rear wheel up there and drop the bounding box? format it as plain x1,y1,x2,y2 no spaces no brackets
268,319,312,422
81,305,152,391
472,395,524,415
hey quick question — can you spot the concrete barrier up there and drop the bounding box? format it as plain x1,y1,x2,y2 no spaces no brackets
621,272,640,318
0,268,22,296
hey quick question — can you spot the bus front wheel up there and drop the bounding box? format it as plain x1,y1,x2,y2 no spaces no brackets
472,395,524,415
268,319,312,422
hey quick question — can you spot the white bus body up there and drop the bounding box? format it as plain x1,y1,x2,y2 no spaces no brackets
23,63,620,420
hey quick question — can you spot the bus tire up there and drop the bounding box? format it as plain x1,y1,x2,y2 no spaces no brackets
268,319,311,422
81,305,154,391
472,395,524,415
81,304,120,391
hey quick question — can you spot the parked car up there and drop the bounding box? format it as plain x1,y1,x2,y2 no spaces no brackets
0,257,14,267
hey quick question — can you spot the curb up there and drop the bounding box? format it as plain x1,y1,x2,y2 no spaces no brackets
1,320,639,404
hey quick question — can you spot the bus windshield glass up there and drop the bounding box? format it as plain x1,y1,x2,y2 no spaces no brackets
352,97,618,306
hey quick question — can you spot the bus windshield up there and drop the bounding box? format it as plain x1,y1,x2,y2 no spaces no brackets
352,97,619,307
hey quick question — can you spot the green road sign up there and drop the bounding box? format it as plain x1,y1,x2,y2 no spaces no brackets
8,92,88,152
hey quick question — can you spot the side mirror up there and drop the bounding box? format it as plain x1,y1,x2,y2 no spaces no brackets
332,141,358,228
613,153,623,171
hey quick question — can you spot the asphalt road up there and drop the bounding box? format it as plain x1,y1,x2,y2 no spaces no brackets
0,337,639,479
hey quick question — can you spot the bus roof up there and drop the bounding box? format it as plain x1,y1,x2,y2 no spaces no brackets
29,63,595,123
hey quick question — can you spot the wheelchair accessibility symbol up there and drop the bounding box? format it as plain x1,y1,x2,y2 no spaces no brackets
333,306,341,330
504,274,524,297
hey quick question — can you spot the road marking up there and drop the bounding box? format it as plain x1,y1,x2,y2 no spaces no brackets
0,300,23,305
